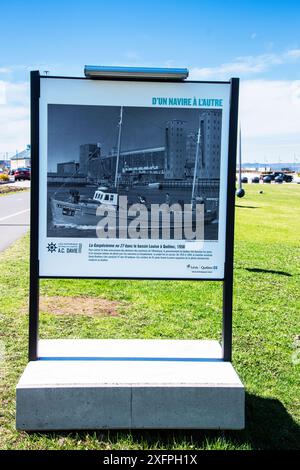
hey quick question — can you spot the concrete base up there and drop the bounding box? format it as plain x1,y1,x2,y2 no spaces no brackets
16,339,245,430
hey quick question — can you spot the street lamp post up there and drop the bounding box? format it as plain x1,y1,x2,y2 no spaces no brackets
236,125,245,198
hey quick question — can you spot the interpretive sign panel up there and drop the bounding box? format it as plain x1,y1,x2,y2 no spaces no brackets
37,77,234,279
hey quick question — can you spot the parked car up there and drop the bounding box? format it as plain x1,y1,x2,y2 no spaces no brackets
260,172,293,182
281,173,293,183
14,168,31,181
270,172,293,182
272,172,293,182
275,175,283,183
252,176,260,183
263,175,272,183
241,176,248,183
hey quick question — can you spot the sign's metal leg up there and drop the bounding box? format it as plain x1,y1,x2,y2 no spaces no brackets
222,77,239,362
28,70,40,362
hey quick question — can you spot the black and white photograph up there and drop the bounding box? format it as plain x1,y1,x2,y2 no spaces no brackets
47,104,222,240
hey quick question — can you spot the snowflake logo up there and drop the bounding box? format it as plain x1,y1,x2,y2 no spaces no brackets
47,242,57,253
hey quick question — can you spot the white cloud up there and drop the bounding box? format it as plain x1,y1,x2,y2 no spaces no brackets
240,80,300,161
189,49,300,161
4,81,29,105
0,81,29,155
190,54,282,79
190,48,300,80
240,80,300,137
286,48,300,59
1,74,300,163
0,67,12,74
0,81,5,104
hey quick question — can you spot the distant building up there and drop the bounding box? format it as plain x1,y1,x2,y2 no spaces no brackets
86,144,113,181
57,161,79,175
165,120,187,179
10,145,31,170
184,112,222,180
186,130,197,162
86,146,165,183
201,111,222,179
79,112,222,183
118,147,165,179
79,144,100,176
185,130,198,177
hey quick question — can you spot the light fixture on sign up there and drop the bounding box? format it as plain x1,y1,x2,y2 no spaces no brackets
84,65,189,81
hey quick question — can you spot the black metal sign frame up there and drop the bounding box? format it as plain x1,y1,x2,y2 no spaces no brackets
29,71,239,362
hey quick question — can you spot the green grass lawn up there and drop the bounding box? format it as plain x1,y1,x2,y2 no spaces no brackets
0,184,299,449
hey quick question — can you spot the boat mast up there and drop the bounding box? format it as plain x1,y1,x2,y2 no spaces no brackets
191,114,202,208
114,106,123,189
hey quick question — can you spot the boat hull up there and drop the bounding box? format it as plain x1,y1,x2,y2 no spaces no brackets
50,198,216,234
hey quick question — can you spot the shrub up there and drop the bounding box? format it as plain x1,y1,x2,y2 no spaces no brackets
0,173,9,181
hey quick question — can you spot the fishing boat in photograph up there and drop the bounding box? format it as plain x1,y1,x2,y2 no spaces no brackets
50,185,216,234
50,188,119,227
49,105,217,235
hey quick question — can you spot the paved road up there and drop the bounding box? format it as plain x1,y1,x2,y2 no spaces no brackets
0,190,30,252
12,180,31,189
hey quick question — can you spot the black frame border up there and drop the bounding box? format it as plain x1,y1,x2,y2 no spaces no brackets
29,72,239,361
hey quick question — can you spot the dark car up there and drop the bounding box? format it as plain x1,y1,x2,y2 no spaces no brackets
14,168,31,181
275,175,283,183
252,176,260,183
280,173,293,183
263,175,272,183
241,176,248,183
270,172,293,182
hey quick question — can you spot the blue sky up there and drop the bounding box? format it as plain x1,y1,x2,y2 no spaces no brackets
1,0,300,163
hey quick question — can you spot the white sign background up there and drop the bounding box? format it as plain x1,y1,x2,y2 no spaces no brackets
38,78,231,279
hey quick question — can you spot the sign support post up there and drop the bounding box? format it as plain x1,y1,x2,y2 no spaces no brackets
222,77,239,362
29,70,40,362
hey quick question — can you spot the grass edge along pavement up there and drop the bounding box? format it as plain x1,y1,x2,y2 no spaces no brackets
0,185,29,196
0,184,299,449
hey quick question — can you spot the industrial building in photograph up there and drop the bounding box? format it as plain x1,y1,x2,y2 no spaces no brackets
49,111,222,186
